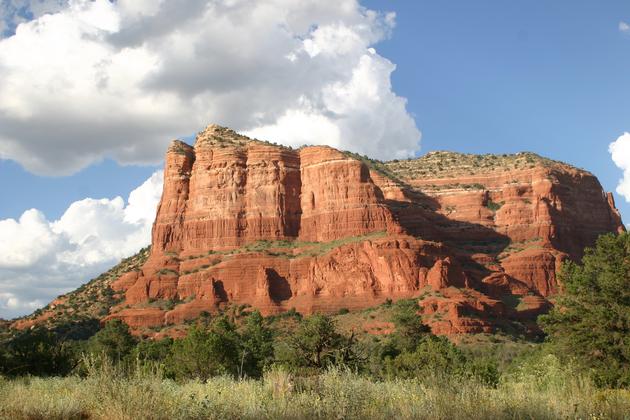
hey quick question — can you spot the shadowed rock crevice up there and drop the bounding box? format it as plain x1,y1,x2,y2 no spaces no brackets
266,269,292,303
212,280,228,302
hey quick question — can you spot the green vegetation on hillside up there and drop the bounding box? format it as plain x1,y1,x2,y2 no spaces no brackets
541,232,630,387
383,151,580,180
241,231,388,259
341,150,407,185
485,199,504,212
195,125,293,150
181,231,388,266
5,247,150,340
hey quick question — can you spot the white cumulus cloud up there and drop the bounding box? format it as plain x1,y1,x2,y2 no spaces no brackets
0,0,420,176
609,133,630,203
0,209,61,269
620,21,630,32
0,170,163,319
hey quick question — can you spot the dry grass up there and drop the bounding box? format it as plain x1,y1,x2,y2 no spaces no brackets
1,357,629,420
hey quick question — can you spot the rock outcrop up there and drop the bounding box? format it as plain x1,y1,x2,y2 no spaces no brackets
106,126,625,336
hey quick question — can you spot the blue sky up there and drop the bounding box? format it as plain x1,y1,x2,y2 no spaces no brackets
1,0,628,221
0,0,628,317
0,159,161,221
368,0,630,221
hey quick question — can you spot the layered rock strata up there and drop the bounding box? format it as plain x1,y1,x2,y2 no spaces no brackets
107,126,625,336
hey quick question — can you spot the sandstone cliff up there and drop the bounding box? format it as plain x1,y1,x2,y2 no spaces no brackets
100,126,624,336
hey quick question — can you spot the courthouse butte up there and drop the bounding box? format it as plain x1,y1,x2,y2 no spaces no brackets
102,125,625,336
15,125,625,337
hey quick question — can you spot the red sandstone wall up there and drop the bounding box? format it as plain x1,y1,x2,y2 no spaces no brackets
106,126,625,337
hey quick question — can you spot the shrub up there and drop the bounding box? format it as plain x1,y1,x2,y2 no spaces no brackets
485,200,503,212
88,319,137,363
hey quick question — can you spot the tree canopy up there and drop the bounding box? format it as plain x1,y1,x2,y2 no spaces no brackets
540,232,630,387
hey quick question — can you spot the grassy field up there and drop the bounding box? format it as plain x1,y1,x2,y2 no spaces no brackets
2,359,630,420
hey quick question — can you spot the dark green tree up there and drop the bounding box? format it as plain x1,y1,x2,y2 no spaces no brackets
170,315,241,380
2,328,74,376
0,344,7,373
389,299,431,352
88,319,137,362
133,337,175,376
292,314,342,369
364,299,499,383
134,337,174,363
282,314,355,370
240,310,274,378
383,335,466,379
540,232,630,387
372,299,431,369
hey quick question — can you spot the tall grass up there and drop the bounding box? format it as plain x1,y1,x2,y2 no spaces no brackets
1,356,630,419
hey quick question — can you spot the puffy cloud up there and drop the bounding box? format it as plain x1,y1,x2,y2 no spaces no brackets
124,170,164,224
245,51,418,158
0,209,61,269
620,21,630,33
610,133,630,203
0,0,420,176
0,292,43,314
0,170,163,319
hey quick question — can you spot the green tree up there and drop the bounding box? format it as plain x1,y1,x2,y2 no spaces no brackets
540,232,630,387
389,299,431,352
240,310,274,378
170,315,241,380
88,319,137,362
282,314,356,370
2,329,74,376
0,344,6,373
373,299,431,367
134,337,174,363
384,335,466,379
132,337,175,376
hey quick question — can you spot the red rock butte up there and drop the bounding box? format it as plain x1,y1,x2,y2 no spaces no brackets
107,124,625,336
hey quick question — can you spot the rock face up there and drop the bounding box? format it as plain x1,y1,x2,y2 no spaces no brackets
108,126,625,336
